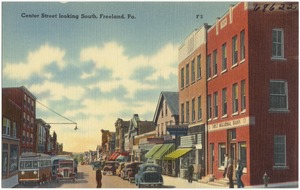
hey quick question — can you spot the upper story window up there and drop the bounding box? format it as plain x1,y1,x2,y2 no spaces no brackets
186,101,190,123
207,55,211,79
232,83,239,114
198,96,202,121
213,92,218,118
232,35,238,66
12,122,17,138
181,103,184,124
213,50,218,76
222,43,227,71
191,59,195,83
274,135,286,166
270,80,288,111
197,55,202,79
207,95,212,120
272,29,284,59
192,98,195,122
181,68,184,89
165,102,168,116
186,64,190,86
3,117,11,136
241,80,246,111
240,30,245,61
222,88,227,116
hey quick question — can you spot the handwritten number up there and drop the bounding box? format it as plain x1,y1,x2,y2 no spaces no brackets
269,4,275,11
279,4,285,10
253,4,260,11
262,4,269,12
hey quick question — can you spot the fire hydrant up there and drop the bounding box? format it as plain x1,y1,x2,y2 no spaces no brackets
263,172,270,187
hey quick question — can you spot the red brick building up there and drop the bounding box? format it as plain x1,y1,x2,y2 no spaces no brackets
3,86,37,153
206,2,298,186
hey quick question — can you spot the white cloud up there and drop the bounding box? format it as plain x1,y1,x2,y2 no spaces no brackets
3,44,66,80
29,81,85,102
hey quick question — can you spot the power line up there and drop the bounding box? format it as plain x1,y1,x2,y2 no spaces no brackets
36,100,77,126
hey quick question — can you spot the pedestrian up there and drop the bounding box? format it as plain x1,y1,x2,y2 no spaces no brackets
227,158,234,188
96,168,102,188
187,162,194,183
223,153,228,178
236,160,244,188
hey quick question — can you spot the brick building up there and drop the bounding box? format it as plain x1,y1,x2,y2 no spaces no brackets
206,2,298,186
3,86,37,153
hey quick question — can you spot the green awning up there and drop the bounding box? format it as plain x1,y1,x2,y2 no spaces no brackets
164,148,192,160
145,144,163,158
152,144,175,160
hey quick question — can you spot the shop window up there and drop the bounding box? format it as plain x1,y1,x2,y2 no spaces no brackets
3,117,11,136
218,143,226,168
238,142,247,167
9,144,19,172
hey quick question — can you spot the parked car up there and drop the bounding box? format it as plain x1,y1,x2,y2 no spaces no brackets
102,161,119,175
135,164,163,188
120,163,131,180
126,162,144,183
116,162,126,177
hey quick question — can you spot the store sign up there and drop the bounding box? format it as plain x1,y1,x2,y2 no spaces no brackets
208,116,255,132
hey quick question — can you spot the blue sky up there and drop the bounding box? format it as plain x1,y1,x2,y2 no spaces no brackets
2,1,236,153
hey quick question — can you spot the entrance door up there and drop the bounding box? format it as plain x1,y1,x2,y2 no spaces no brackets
209,144,214,174
230,143,236,177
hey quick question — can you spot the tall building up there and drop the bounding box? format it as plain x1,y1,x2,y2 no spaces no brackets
206,2,298,186
178,24,210,179
3,86,37,153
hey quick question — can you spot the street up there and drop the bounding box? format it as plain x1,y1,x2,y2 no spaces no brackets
14,164,218,188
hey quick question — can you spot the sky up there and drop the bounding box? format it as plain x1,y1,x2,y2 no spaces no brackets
2,1,236,153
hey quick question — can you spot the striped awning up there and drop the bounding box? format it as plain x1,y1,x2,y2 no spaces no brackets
152,144,175,160
145,144,163,159
164,148,192,160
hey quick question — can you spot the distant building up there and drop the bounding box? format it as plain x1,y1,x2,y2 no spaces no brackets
35,118,47,153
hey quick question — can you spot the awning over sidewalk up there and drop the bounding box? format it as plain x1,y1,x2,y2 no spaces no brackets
145,144,163,158
108,152,120,161
164,148,192,160
152,143,174,160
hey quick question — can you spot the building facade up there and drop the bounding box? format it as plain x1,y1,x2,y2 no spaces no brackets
3,86,37,153
35,118,47,153
115,118,130,153
178,24,209,178
206,2,298,186
2,93,21,188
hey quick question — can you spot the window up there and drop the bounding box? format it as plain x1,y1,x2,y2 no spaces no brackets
274,135,286,166
186,64,189,86
272,29,284,58
222,43,227,71
229,129,236,141
181,68,184,89
197,55,201,79
186,101,190,123
270,80,288,110
207,55,211,79
238,142,247,167
22,130,25,142
161,105,164,118
232,83,239,114
191,59,195,82
219,143,226,168
213,92,218,118
181,103,184,123
198,96,202,121
3,117,11,136
165,102,168,116
232,35,238,65
222,88,227,116
12,122,17,138
213,50,218,76
240,30,245,61
208,95,212,120
241,80,246,111
192,99,195,122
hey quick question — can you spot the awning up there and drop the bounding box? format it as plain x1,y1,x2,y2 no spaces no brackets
164,148,192,160
108,152,120,161
145,144,163,158
152,144,175,160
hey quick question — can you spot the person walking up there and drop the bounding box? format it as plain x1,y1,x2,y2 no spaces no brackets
187,162,194,183
227,158,234,188
96,168,102,188
223,153,228,178
236,160,244,188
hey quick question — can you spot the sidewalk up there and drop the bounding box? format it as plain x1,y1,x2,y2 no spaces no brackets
162,175,298,188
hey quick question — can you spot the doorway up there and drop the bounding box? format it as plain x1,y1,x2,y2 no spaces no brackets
209,143,214,174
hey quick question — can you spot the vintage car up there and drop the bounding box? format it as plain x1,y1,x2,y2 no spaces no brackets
56,159,76,181
126,162,144,183
135,164,163,188
120,163,131,180
116,162,126,177
102,161,119,175
92,161,104,170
